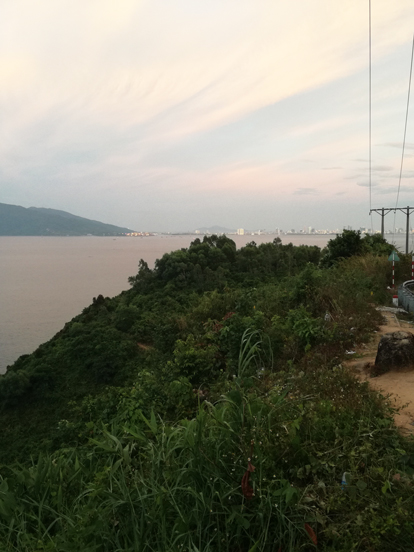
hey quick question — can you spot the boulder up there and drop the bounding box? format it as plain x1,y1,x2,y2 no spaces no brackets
374,331,414,374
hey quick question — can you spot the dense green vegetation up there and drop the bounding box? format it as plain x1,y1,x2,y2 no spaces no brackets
0,203,134,235
320,229,394,267
1,232,414,551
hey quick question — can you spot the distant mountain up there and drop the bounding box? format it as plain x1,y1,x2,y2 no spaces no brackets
0,203,136,236
194,225,236,234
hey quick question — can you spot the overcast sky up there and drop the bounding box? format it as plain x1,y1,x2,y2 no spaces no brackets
1,0,414,232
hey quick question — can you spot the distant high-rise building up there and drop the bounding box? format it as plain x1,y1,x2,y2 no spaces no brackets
237,228,245,235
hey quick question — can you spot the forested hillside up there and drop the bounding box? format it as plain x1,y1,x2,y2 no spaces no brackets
0,233,413,551
0,202,135,235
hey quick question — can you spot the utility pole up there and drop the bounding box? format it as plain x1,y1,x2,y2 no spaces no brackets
369,208,393,238
393,206,414,255
370,206,414,254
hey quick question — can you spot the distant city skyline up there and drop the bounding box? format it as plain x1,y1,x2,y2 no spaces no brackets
4,198,414,238
190,225,414,236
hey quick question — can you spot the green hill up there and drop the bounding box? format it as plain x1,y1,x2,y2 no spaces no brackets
0,202,136,235
0,233,413,551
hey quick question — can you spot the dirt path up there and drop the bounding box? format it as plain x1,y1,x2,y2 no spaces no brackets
346,309,414,435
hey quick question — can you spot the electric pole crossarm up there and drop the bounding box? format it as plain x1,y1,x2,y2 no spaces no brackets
369,208,394,238
393,208,414,215
370,206,414,253
394,207,414,254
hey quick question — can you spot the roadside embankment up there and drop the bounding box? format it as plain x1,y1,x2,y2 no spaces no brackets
346,308,414,434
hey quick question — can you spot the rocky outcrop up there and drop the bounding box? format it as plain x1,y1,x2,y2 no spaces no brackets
374,331,414,374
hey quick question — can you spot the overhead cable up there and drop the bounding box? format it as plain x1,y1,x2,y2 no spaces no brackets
391,33,414,244
369,0,373,234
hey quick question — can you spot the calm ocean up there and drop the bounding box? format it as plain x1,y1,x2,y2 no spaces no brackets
0,233,406,373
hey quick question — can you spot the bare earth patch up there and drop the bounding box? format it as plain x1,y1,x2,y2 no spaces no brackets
346,310,414,435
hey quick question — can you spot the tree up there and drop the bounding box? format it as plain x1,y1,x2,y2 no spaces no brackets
320,230,363,267
361,233,394,256
321,230,394,267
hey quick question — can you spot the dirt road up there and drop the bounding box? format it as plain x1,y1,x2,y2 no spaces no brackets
346,309,414,435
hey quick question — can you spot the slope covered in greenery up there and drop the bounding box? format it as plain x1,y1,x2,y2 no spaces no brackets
0,202,135,235
0,233,413,551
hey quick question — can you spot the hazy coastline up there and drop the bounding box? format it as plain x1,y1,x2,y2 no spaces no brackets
1,233,409,373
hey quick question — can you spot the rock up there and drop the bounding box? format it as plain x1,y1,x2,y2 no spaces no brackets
374,331,414,374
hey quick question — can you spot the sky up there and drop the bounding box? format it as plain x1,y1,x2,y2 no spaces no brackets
1,0,414,233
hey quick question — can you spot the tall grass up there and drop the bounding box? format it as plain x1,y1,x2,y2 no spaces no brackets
1,361,414,551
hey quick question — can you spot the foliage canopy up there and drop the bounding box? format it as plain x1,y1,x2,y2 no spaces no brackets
320,229,394,267
0,235,413,551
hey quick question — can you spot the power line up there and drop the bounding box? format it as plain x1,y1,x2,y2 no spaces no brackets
369,0,373,234
391,33,414,245
395,34,414,209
